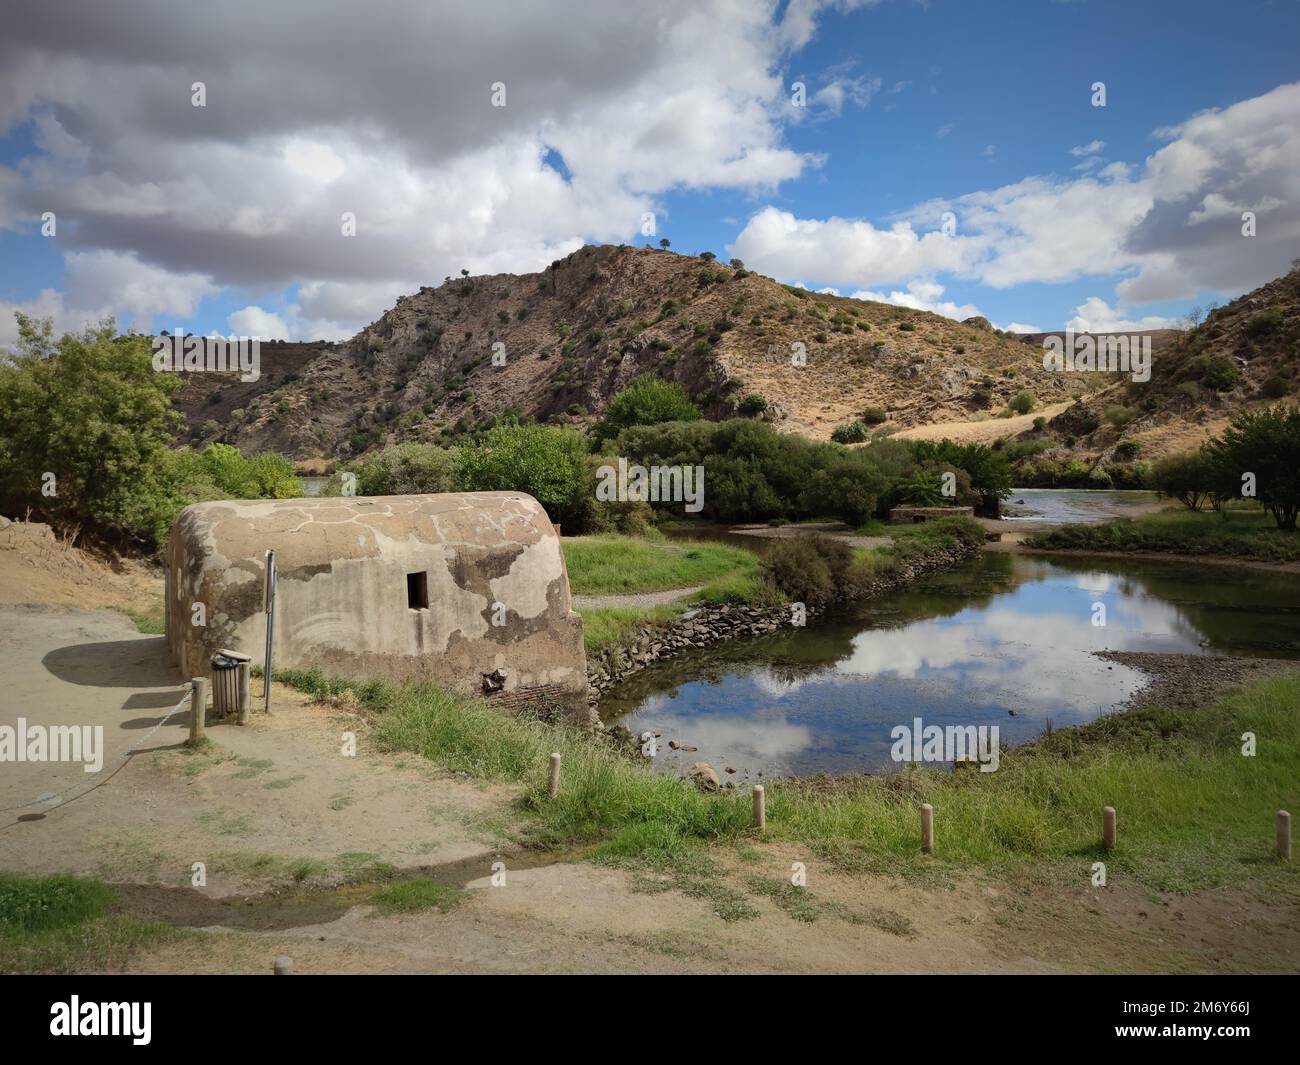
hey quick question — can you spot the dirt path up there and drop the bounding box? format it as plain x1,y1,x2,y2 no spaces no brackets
116,843,1300,975
0,603,517,896
891,401,1073,444
729,521,893,550
573,586,704,610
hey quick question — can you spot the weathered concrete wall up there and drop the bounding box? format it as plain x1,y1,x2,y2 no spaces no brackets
166,492,588,721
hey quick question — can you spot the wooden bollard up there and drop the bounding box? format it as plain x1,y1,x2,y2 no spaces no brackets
1278,810,1292,861
752,785,766,832
547,752,561,800
236,661,251,726
1103,806,1116,851
920,803,934,854
190,677,207,742
273,956,293,975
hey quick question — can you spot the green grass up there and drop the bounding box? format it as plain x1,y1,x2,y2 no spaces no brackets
563,532,782,654
1027,507,1300,563
563,534,761,595
0,872,180,974
277,666,1300,899
368,879,466,915
117,609,165,634
579,603,684,656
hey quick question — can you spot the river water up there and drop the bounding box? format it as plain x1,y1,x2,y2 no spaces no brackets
599,495,1300,780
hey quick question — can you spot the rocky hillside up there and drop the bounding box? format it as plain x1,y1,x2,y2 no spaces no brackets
173,244,1106,462
1039,264,1300,464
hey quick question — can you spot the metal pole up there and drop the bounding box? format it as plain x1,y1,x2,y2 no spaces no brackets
263,549,276,714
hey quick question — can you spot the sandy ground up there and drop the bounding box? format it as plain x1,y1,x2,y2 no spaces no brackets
891,402,1074,444
573,586,704,610
729,520,894,550
3,523,1298,974
0,604,517,895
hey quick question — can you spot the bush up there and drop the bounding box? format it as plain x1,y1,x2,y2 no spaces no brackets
1200,356,1240,392
592,375,700,445
861,406,887,425
0,315,182,547
831,422,869,444
1151,451,1214,511
456,420,590,527
348,443,458,496
762,535,859,610
1008,390,1037,414
738,393,768,416
1104,404,1139,429
1262,374,1288,398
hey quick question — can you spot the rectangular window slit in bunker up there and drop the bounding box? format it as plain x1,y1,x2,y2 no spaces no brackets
407,571,429,610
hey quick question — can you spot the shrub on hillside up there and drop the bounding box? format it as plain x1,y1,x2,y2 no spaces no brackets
591,374,700,445
1009,390,1037,414
831,421,869,444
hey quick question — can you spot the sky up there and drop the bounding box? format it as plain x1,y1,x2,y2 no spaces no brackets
1,0,1298,348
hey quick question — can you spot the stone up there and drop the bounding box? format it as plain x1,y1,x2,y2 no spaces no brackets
690,762,721,791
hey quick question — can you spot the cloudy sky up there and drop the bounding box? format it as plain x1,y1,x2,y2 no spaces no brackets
1,0,1298,346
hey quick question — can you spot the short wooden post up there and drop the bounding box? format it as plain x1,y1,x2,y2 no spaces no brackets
1103,806,1117,851
920,802,934,854
273,956,293,975
236,661,250,726
752,784,766,832
547,752,561,800
190,677,207,742
1278,810,1292,861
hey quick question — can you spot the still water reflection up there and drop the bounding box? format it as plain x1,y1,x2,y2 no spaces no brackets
599,552,1300,780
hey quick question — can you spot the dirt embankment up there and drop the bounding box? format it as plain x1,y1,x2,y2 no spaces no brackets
0,517,162,617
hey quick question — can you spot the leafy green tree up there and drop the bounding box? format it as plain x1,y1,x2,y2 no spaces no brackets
1151,451,1212,511
0,314,182,545
456,420,590,526
911,439,1011,516
592,374,700,445
1203,405,1300,530
347,443,458,496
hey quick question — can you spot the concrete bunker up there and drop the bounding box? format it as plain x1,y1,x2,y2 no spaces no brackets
165,492,589,721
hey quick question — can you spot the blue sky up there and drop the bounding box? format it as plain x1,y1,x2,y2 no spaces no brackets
2,0,1298,344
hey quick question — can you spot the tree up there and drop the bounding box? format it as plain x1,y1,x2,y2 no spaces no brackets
1151,451,1212,511
0,314,182,544
455,420,590,527
659,238,670,249
592,375,700,445
729,258,745,270
699,251,716,262
350,443,458,496
912,439,1011,516
1202,405,1300,530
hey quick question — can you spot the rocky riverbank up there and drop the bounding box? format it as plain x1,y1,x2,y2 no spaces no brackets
585,537,982,701
1095,650,1300,712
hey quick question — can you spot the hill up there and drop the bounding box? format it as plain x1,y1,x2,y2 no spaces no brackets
171,245,1103,462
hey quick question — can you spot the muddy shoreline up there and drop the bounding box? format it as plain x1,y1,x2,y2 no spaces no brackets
1094,650,1300,713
